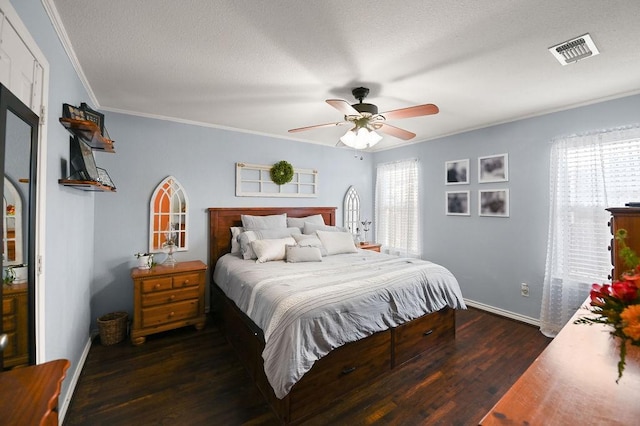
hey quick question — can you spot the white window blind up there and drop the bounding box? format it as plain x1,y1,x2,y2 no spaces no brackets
375,159,420,257
540,126,640,336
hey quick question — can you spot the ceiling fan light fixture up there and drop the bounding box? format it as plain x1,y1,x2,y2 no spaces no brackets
340,127,382,150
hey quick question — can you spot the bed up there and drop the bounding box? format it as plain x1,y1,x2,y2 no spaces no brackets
208,207,465,424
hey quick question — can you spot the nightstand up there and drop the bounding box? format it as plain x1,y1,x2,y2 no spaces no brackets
130,260,207,345
359,242,381,252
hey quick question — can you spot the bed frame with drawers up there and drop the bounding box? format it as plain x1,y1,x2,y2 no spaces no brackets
208,207,456,424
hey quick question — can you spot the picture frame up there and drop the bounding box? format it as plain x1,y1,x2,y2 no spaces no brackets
446,191,470,216
478,153,508,183
62,103,85,121
96,167,116,189
80,102,105,134
479,189,509,217
445,159,469,185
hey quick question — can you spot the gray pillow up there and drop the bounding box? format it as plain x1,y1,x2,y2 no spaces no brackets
241,213,287,230
303,222,347,235
287,214,325,231
285,245,323,263
238,227,301,260
292,233,327,256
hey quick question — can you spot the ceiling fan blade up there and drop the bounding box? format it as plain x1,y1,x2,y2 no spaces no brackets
288,121,348,133
379,103,439,120
376,123,416,140
326,99,361,116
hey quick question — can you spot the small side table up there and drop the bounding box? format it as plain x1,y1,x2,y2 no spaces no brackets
130,260,207,345
359,242,381,252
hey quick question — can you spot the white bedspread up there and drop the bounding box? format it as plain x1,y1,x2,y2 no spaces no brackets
213,250,466,399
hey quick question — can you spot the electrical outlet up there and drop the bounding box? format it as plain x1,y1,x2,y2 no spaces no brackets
521,282,530,297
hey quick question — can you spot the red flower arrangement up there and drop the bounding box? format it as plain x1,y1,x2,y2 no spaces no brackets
575,229,640,382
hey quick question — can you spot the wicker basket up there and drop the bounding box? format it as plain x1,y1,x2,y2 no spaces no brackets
97,312,128,345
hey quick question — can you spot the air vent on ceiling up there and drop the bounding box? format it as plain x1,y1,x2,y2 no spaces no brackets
549,33,599,65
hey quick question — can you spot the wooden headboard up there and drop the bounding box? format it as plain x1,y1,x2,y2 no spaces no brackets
207,207,336,269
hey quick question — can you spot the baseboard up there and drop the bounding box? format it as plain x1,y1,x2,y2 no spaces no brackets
57,335,93,424
464,298,540,327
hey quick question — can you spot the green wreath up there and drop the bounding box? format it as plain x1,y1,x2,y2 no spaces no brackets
270,160,294,185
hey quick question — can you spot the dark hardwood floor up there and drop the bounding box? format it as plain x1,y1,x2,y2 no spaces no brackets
64,308,550,425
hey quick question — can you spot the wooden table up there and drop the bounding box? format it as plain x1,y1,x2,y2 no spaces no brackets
0,359,70,425
481,303,640,425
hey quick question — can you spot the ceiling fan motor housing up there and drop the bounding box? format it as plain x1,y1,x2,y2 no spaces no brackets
352,103,378,115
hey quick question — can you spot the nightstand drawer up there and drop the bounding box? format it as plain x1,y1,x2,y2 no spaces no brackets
141,299,199,327
2,332,16,357
172,272,200,288
142,277,173,293
142,286,200,307
2,314,16,332
3,297,15,315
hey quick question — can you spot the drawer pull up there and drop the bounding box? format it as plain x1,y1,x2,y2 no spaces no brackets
169,295,176,301
341,366,357,375
154,283,160,289
423,329,434,336
169,312,175,317
184,279,190,284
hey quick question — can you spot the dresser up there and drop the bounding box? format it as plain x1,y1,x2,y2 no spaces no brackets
606,207,640,280
2,282,29,368
130,260,207,345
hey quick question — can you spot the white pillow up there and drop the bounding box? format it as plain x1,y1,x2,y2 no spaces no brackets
292,233,327,256
251,237,296,263
238,228,301,260
241,213,287,230
286,245,323,263
303,222,347,235
287,214,325,231
316,230,358,255
230,226,244,254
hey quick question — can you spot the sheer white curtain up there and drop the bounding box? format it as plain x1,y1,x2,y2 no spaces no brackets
375,159,420,257
540,125,640,337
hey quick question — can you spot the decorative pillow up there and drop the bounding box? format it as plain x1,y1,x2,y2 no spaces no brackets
302,222,347,235
238,227,301,260
285,245,323,263
230,226,244,254
316,230,358,255
287,214,325,231
241,213,287,230
251,237,296,263
292,233,327,256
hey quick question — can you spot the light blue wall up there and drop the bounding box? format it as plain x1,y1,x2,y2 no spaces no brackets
374,94,640,320
91,113,373,319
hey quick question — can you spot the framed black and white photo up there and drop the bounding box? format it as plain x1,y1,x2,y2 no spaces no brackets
478,153,508,183
445,159,469,184
479,189,509,217
446,191,470,216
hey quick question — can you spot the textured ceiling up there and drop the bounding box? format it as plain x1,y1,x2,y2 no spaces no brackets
48,0,640,150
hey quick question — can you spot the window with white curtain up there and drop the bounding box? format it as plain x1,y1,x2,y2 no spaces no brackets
375,158,420,257
540,126,640,337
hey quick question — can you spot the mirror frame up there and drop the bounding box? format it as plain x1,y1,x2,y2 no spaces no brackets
149,176,189,253
0,83,40,367
343,186,360,237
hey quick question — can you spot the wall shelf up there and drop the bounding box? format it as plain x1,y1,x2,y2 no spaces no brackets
58,179,116,192
59,117,115,153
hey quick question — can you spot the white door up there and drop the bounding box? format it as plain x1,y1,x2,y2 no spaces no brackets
0,10,43,112
0,0,49,365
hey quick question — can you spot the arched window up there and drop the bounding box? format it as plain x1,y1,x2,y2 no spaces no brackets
3,177,23,265
149,176,188,253
343,186,360,237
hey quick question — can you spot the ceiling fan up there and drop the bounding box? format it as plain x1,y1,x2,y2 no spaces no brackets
288,87,439,148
